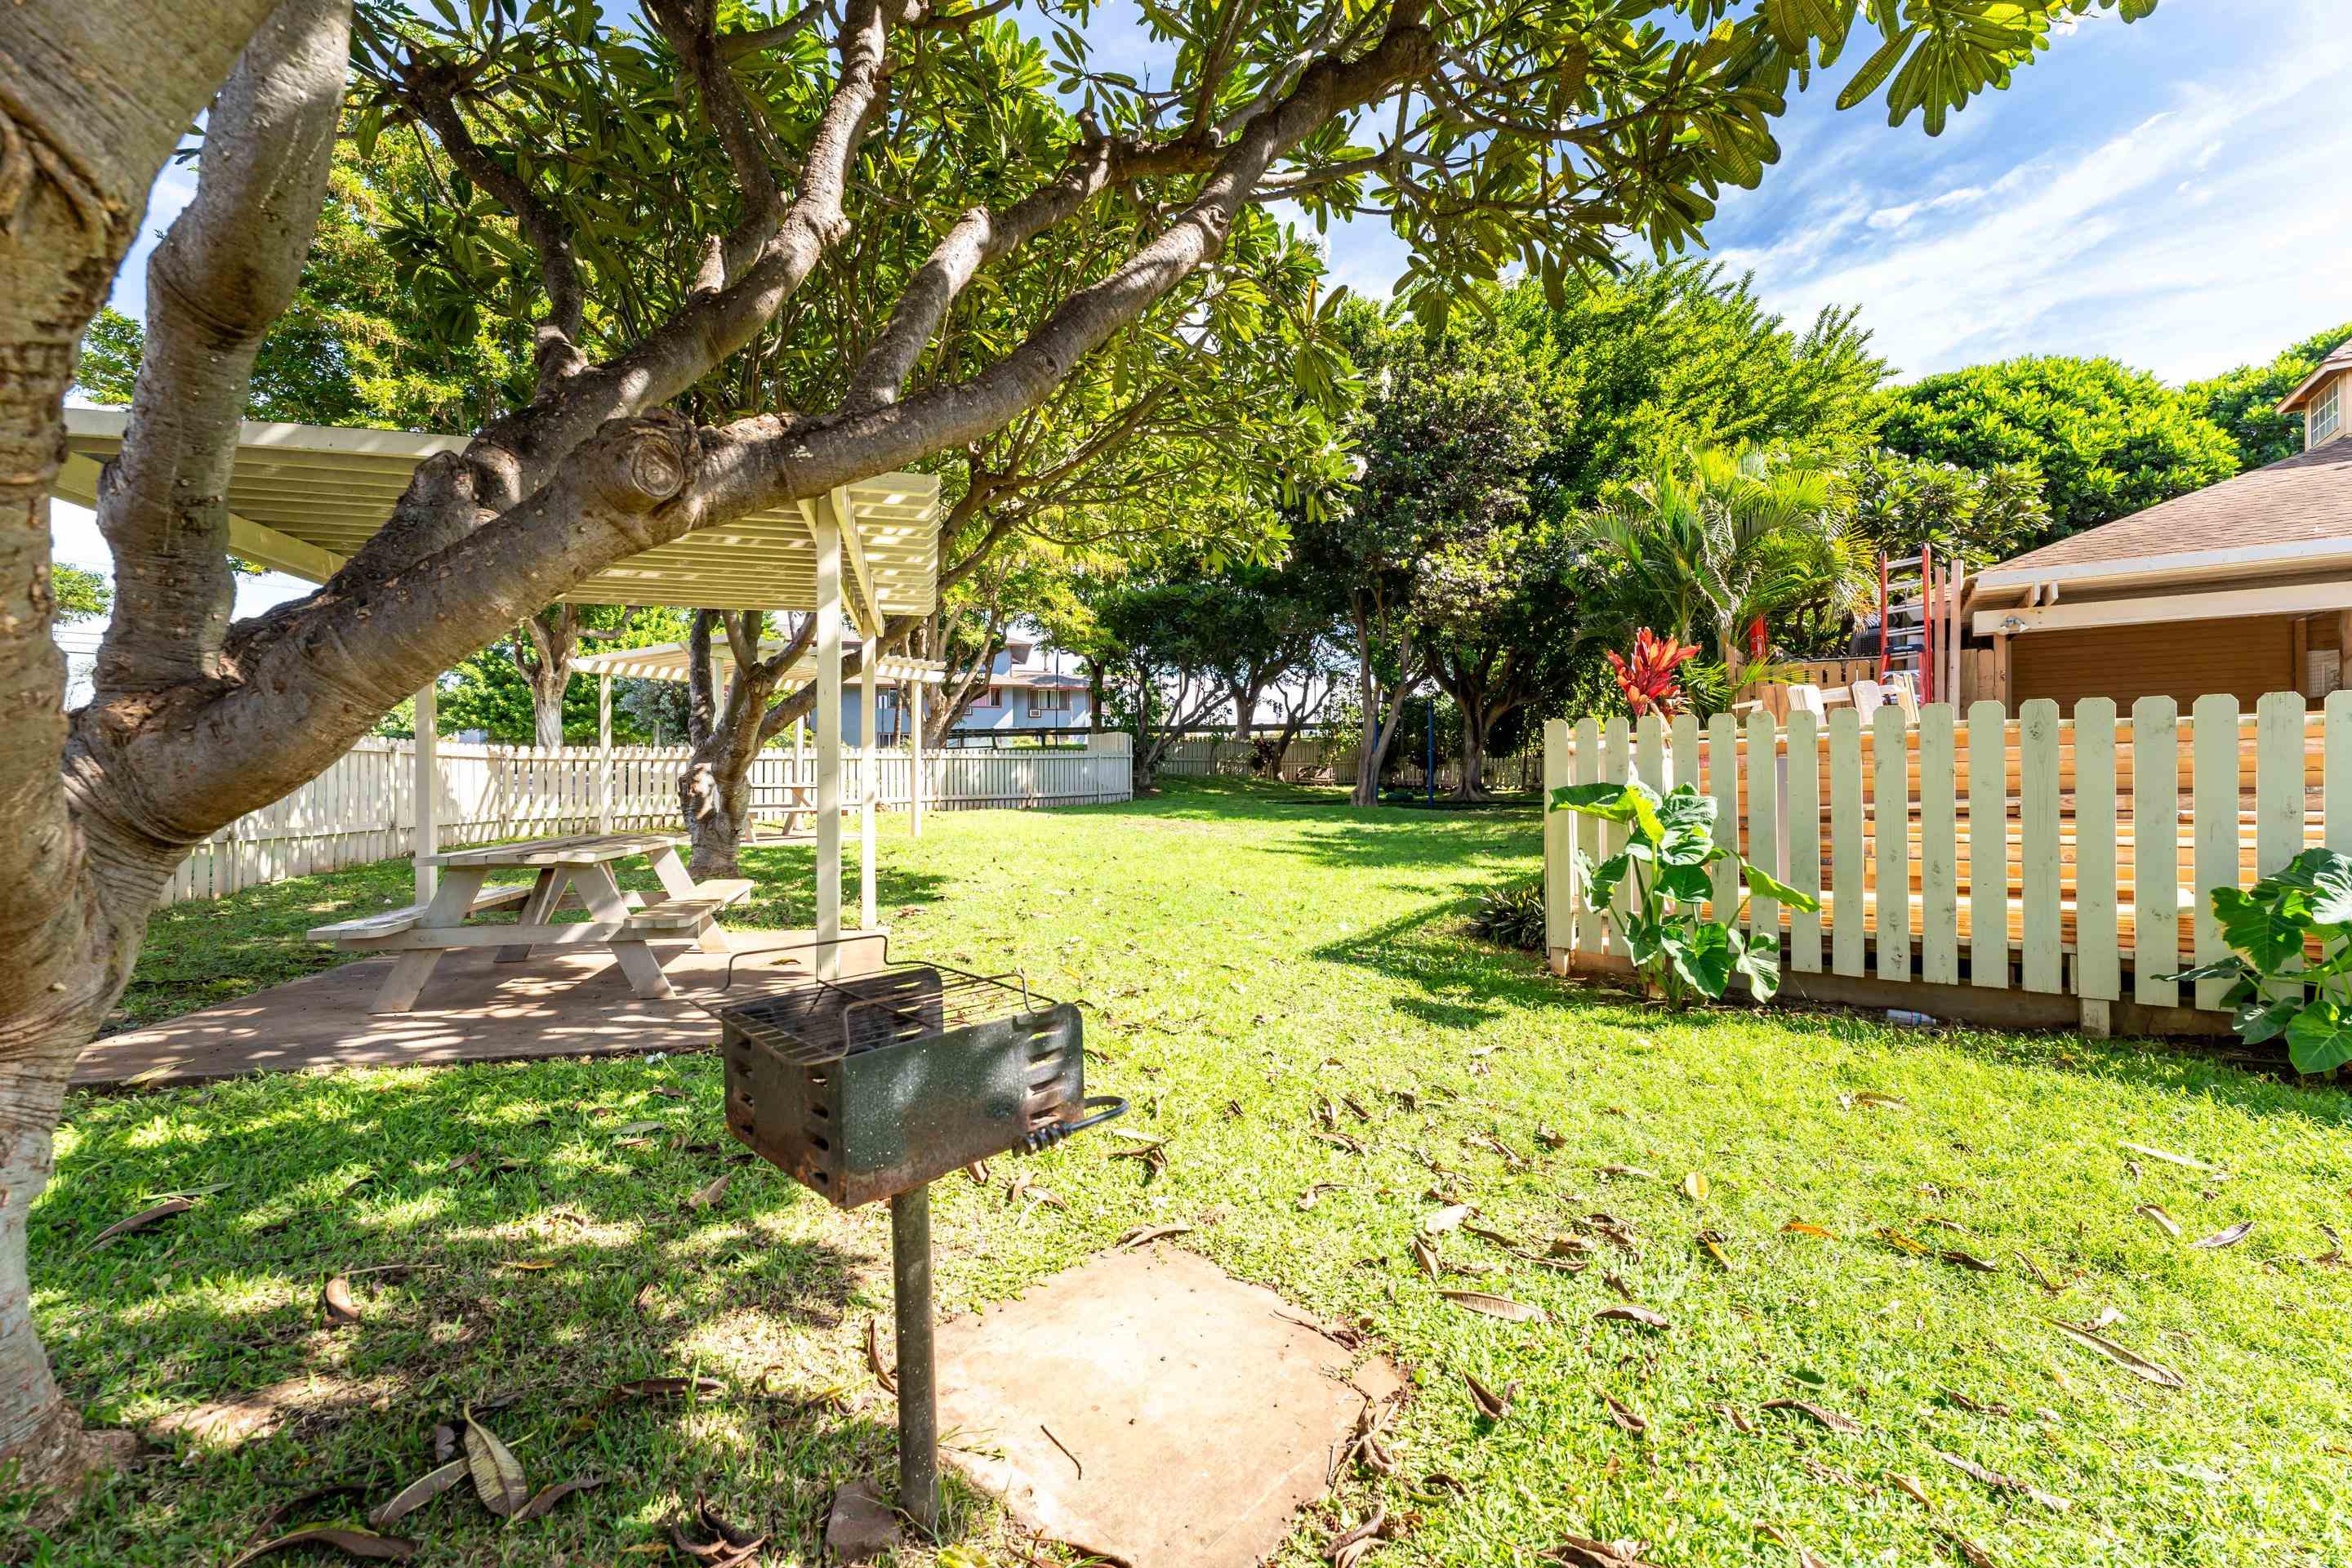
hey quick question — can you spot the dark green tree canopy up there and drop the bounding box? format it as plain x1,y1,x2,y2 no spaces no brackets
1876,354,2238,540
2185,321,2352,472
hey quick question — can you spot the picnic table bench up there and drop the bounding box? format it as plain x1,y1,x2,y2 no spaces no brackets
308,832,751,1013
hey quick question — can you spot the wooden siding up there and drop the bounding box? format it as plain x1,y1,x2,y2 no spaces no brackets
2011,613,2296,714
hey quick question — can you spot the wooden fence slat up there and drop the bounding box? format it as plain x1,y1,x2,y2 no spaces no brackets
2192,693,2240,1010
2131,697,2180,1007
1708,712,1740,920
1573,716,1603,961
1602,718,1633,954
1918,702,1958,986
1967,702,2010,991
1785,710,1822,974
2074,698,2121,1004
1744,708,1779,951
1873,704,1912,982
2256,691,2306,875
2329,690,2352,856
1670,712,1699,794
1543,719,1571,963
2020,698,2063,994
1636,714,1666,793
1829,708,1864,978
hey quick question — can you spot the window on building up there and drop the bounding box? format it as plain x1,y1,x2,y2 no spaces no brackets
2313,378,2342,448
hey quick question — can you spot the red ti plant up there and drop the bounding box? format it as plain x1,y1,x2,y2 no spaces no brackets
1606,627,1699,718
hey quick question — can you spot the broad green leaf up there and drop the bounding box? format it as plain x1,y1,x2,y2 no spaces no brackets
1588,853,1631,911
2232,996,2301,1046
2270,848,2352,924
1655,862,1713,904
2212,885,2309,971
2161,957,2255,987
1744,864,1821,913
2286,998,2352,1075
1551,782,1637,821
1665,922,1735,999
1735,931,1784,1002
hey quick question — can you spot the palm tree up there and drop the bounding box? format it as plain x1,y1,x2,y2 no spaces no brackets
1581,443,1854,688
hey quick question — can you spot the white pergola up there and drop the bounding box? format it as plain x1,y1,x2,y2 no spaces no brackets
54,408,942,978
575,638,950,929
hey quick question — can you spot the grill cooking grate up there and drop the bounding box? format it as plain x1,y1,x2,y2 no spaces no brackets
718,962,1049,1063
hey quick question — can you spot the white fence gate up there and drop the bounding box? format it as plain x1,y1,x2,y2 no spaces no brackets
163,733,1134,906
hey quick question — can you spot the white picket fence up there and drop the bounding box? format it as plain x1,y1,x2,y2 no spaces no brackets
163,734,1134,906
1158,733,1358,782
1542,692,2352,1032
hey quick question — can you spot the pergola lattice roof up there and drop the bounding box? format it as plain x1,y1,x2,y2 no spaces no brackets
55,408,940,627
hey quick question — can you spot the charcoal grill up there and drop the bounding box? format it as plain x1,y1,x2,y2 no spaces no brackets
693,938,1122,1535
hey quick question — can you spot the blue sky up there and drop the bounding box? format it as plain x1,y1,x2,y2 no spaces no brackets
58,0,2352,602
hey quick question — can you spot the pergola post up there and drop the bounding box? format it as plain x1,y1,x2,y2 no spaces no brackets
413,677,438,904
910,677,925,839
597,673,613,833
862,643,880,929
815,506,844,979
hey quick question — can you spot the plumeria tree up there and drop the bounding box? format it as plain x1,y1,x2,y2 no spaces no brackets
0,0,2152,1499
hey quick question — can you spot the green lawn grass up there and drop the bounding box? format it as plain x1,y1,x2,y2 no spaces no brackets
18,777,2352,1566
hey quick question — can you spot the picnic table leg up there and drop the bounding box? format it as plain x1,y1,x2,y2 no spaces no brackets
648,843,698,901
372,866,487,1013
497,867,567,964
575,862,674,999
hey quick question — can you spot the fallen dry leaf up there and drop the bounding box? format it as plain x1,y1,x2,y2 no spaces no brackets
1762,1397,1862,1434
87,1196,194,1250
1890,1472,1934,1508
613,1377,726,1401
512,1476,606,1524
1440,1290,1548,1323
2118,1140,2221,1174
1298,1183,1342,1210
1594,1304,1670,1330
1940,1250,2001,1273
1548,1535,1665,1567
1938,1526,1998,1568
1312,1131,1365,1156
1535,1124,1566,1149
1876,1227,1931,1256
1410,1235,1442,1281
1116,1223,1193,1250
1421,1203,1475,1235
462,1413,528,1518
368,1461,466,1530
613,1120,669,1138
686,1172,733,1210
503,1259,556,1272
2047,1319,2185,1388
1464,1370,1516,1419
1696,1230,1733,1269
1754,1522,1832,1568
1780,1219,1834,1240
1935,1447,2072,1511
1330,1505,1387,1568
1680,1172,1709,1202
866,1316,897,1394
2134,1203,2181,1237
1599,1391,1648,1434
322,1276,361,1326
2188,1220,2253,1250
1595,1165,1657,1182
227,1527,416,1566
1716,1404,1757,1434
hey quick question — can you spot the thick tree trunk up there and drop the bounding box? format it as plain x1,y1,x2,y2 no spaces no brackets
1453,701,1490,802
530,663,567,748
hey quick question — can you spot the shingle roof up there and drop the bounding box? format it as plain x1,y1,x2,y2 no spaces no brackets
1987,438,2352,575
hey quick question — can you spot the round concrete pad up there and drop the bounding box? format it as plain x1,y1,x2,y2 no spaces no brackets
933,1246,1401,1568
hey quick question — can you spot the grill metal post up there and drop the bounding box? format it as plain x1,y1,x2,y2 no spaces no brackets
891,1182,939,1538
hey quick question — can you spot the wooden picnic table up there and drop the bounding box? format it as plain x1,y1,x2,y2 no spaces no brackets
308,832,752,1013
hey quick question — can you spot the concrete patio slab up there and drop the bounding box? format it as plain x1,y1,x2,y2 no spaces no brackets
934,1245,1401,1568
74,943,729,1089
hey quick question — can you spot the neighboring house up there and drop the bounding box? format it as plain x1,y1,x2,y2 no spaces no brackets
928,637,1092,742
1966,344,2352,714
845,635,1090,744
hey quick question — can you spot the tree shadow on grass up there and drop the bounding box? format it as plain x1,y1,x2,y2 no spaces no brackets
23,1055,956,1566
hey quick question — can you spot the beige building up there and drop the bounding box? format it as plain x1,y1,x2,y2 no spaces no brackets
1965,343,2352,713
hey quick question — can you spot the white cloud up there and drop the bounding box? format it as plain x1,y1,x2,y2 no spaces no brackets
1725,26,2352,382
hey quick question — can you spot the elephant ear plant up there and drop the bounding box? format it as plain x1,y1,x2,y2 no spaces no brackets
1552,777,1820,1009
2164,847,2352,1074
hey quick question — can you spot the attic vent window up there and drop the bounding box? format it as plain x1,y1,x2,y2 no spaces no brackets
2313,379,2341,448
